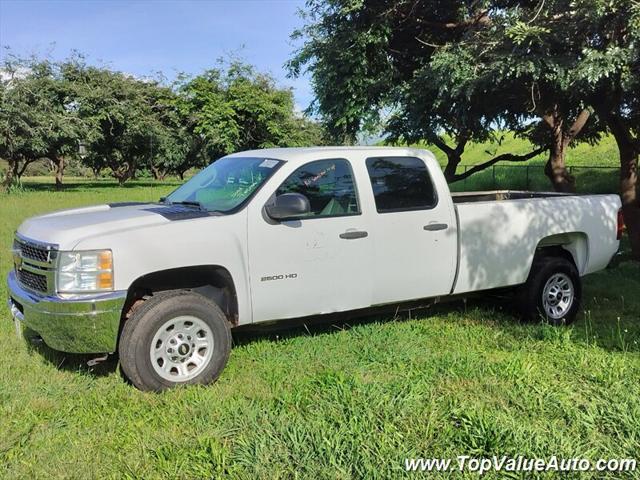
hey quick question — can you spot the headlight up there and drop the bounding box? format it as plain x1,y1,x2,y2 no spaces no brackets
57,250,113,293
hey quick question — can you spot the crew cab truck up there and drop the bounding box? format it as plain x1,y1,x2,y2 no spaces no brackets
7,147,622,391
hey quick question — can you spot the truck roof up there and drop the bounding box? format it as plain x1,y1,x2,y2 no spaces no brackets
225,146,436,165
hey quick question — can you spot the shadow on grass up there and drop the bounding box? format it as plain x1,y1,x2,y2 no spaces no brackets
21,275,639,381
231,291,517,347
22,327,120,378
232,285,640,354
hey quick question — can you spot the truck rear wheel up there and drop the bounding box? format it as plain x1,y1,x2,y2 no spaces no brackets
518,256,582,325
119,290,231,391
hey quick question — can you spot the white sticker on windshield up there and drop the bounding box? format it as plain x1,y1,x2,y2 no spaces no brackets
260,159,278,168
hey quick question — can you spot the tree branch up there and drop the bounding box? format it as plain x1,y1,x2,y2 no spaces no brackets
420,10,491,30
450,145,549,183
454,134,468,156
563,108,591,147
18,159,34,178
430,136,455,155
414,37,443,48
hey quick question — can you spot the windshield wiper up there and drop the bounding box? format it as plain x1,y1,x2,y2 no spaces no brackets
168,200,205,210
159,198,225,214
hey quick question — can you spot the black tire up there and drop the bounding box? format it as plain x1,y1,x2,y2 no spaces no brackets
118,290,231,392
517,256,582,325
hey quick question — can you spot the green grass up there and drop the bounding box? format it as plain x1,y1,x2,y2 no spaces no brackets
404,132,620,167
1,180,639,479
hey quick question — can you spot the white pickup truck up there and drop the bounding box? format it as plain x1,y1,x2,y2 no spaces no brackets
8,147,622,390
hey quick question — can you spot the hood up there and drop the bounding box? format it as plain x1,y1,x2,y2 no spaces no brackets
17,202,210,249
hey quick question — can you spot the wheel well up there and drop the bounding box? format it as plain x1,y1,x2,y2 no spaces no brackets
122,266,238,327
534,232,588,273
534,245,576,264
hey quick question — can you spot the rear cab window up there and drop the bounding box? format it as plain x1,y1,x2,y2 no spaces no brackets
365,156,437,213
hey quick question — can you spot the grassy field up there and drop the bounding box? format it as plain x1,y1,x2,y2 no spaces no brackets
1,180,639,479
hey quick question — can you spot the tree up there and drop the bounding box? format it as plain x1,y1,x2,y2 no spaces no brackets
581,0,640,259
63,62,166,185
176,61,326,165
385,44,549,182
0,55,81,190
289,0,550,182
472,6,608,193
491,0,640,256
139,83,188,181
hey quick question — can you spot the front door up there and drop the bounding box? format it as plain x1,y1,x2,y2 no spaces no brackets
248,158,373,322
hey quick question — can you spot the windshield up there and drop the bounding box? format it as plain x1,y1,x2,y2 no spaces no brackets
165,156,283,213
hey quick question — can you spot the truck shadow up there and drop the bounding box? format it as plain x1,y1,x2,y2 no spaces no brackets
24,278,639,381
22,328,119,378
232,287,640,354
23,296,508,379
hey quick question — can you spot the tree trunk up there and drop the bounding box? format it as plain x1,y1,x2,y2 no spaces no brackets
110,160,134,186
150,166,167,181
53,155,65,191
433,135,466,183
544,141,575,193
116,174,127,186
443,153,462,182
620,155,640,261
541,106,586,193
608,117,640,260
2,161,19,189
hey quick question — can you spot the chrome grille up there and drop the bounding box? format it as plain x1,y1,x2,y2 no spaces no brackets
14,238,55,262
17,269,48,293
13,235,58,294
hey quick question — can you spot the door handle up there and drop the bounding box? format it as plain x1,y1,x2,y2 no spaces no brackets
423,223,448,231
339,230,368,240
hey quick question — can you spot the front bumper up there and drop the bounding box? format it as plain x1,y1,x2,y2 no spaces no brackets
7,271,126,353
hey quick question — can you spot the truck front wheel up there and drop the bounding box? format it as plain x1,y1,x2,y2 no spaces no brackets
119,290,231,391
518,256,582,325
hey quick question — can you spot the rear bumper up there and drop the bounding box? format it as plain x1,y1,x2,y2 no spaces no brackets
7,271,126,353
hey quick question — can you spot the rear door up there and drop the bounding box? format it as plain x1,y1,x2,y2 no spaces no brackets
363,155,457,304
247,157,373,322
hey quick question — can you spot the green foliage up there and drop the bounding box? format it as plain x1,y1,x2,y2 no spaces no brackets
289,0,503,145
289,0,638,187
64,64,160,183
0,55,82,187
177,62,325,163
505,21,551,46
1,54,326,188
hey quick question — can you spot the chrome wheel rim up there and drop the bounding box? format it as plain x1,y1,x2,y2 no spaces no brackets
150,315,214,382
542,273,574,320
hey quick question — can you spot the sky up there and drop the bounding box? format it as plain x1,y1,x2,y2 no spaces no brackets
0,0,313,110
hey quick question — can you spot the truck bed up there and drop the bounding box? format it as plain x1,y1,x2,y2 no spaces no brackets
451,192,620,295
451,190,574,203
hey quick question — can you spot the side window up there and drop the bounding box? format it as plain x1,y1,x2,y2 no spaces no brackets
276,159,360,218
365,156,437,213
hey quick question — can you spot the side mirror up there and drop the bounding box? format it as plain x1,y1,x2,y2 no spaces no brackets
265,193,311,221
